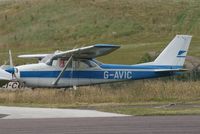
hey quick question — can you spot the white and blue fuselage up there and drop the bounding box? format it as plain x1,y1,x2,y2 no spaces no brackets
15,60,180,88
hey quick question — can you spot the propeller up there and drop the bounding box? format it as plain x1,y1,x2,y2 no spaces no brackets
0,50,16,87
0,50,11,70
9,50,13,67
3,50,18,80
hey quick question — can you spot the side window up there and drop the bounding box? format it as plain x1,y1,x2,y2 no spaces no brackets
59,59,65,68
75,60,89,69
52,59,58,67
75,60,96,70
60,58,72,68
51,59,97,69
52,58,72,68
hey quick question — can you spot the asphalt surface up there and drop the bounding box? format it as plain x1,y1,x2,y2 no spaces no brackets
0,116,200,134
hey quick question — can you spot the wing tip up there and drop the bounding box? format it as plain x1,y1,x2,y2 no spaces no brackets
94,44,120,48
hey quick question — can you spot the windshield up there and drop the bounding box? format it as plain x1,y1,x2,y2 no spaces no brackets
40,54,55,64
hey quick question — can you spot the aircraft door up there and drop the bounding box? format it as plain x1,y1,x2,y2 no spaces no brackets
74,59,93,86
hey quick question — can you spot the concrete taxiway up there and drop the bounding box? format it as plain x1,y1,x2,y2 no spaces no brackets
0,106,128,119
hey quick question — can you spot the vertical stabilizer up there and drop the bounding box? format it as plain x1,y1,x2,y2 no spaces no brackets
153,35,192,66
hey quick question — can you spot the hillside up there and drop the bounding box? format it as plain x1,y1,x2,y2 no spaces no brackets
0,0,200,64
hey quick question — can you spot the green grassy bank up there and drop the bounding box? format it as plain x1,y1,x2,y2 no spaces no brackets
0,0,200,64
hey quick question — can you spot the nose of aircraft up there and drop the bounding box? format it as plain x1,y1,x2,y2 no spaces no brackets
0,68,12,80
5,67,15,74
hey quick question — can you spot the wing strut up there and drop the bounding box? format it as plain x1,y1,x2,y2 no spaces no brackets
52,56,73,85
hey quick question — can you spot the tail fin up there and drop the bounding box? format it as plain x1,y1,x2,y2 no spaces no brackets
153,35,192,66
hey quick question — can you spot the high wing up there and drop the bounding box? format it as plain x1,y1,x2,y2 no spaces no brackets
52,44,120,59
18,44,120,60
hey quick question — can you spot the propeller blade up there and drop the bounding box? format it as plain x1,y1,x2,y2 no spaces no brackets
9,50,13,67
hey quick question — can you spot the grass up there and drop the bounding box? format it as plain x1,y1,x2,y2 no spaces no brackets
0,80,200,116
0,0,200,64
0,80,199,105
97,105,200,116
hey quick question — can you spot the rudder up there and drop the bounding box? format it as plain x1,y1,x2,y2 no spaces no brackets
153,35,192,66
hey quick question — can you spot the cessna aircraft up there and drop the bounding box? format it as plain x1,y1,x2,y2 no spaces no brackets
0,35,192,88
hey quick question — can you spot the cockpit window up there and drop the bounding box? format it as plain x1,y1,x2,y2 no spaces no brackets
45,57,98,70
41,54,54,64
50,58,72,68
58,58,72,68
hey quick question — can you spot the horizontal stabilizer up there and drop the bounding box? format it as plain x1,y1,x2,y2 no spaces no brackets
155,69,188,73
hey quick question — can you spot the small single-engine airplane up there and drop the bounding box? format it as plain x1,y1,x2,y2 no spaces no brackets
0,35,192,88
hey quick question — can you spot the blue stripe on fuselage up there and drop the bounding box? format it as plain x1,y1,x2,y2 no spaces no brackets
20,71,104,79
19,70,137,79
20,70,176,80
20,64,182,80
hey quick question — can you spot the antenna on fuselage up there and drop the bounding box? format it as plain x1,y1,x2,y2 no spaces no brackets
7,50,19,82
